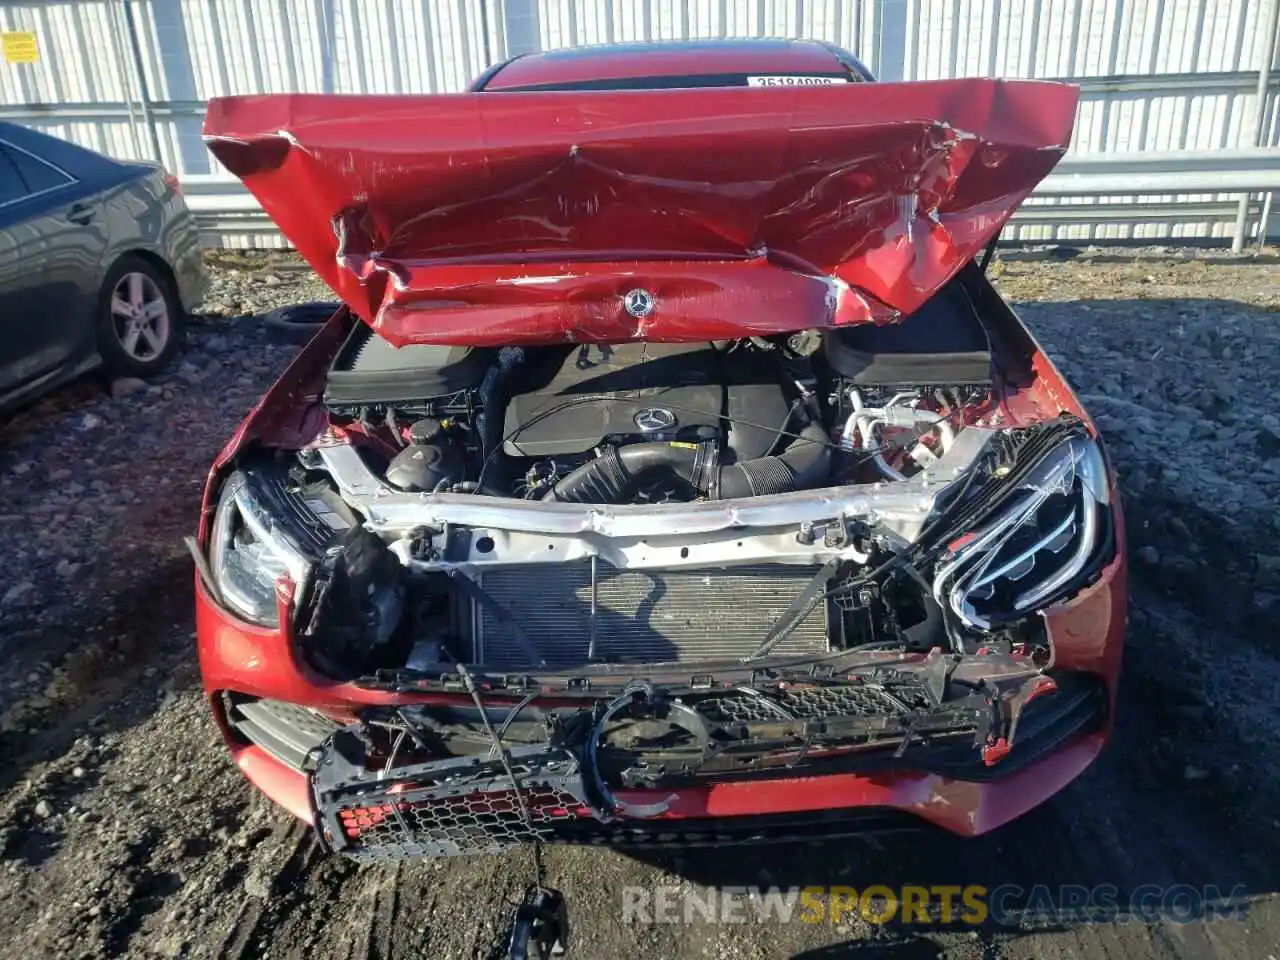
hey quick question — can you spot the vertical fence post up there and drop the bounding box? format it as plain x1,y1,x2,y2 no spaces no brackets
118,0,163,163
318,0,336,94
1258,191,1275,251
103,0,145,157
1232,0,1280,252
876,0,908,81
479,0,493,68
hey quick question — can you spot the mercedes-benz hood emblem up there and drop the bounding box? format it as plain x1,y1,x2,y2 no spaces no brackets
633,407,677,432
623,288,656,319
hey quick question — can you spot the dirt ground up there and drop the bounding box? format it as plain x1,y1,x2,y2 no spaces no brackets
1,250,1279,959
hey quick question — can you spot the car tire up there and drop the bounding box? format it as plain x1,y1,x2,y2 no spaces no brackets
260,301,342,344
96,255,184,378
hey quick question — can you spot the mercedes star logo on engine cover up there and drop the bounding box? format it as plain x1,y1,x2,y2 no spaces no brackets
623,288,656,319
633,407,677,432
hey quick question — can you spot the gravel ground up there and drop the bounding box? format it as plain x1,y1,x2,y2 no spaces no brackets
1,249,1279,959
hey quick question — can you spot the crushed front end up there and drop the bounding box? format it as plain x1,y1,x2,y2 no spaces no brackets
312,667,1107,861
198,332,1124,856
194,75,1123,870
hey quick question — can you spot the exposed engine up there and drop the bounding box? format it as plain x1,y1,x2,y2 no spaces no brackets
322,290,995,507
502,339,835,502
209,276,1115,687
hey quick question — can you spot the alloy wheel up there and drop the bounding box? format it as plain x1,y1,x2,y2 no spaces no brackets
111,271,171,361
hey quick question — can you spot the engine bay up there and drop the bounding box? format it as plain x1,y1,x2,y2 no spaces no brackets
321,274,998,506
206,274,1113,687
199,74,1121,896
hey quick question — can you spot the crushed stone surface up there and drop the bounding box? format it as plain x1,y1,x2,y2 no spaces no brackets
0,248,1278,959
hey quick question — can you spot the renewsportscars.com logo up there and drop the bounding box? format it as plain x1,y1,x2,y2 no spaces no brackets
621,884,1250,926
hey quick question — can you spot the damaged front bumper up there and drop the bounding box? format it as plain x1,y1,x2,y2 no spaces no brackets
306,664,1106,861
200,416,1126,852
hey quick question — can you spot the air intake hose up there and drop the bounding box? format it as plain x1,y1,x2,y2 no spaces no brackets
543,421,831,504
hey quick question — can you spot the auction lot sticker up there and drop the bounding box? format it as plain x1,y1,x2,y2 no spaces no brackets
747,75,850,86
2,32,38,64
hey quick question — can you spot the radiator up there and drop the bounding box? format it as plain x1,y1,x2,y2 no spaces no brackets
472,562,829,668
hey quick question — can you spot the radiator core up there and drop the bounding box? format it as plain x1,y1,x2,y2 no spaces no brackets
471,562,829,668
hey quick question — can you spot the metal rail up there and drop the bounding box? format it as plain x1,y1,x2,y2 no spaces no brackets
1232,0,1280,251
5,63,1272,247
1038,150,1280,195
175,151,1280,246
2,69,1275,124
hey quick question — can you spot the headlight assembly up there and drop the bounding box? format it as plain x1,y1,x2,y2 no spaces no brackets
932,435,1112,631
208,469,317,627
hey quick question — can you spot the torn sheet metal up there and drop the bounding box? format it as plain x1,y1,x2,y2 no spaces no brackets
203,80,1078,347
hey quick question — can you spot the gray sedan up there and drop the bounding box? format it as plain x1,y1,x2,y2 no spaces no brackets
0,121,206,413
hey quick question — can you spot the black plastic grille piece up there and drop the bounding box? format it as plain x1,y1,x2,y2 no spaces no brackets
338,787,590,859
552,807,922,847
313,740,598,862
694,684,924,724
311,672,1107,861
226,696,340,772
337,796,923,854
779,685,909,719
917,671,1106,780
695,693,791,724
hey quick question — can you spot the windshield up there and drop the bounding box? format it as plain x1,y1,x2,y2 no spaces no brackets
488,71,859,91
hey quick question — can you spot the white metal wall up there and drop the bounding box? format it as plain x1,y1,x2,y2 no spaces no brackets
1,0,1276,247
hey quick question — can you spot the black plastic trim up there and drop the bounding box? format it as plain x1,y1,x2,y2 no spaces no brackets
225,695,340,772
485,71,856,92
553,807,922,847
468,53,530,92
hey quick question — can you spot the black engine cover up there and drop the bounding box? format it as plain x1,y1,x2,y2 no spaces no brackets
503,343,724,457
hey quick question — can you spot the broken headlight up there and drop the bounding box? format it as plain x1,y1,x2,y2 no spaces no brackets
932,435,1112,630
208,470,315,627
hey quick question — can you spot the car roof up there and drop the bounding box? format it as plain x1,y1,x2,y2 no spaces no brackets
475,38,867,90
0,121,131,180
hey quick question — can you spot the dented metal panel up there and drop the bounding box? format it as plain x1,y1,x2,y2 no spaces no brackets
202,80,1076,343
0,0,1274,245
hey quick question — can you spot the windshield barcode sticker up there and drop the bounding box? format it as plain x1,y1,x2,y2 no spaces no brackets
747,76,851,86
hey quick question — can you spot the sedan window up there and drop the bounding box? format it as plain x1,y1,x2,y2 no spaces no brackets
0,148,26,205
4,143,73,193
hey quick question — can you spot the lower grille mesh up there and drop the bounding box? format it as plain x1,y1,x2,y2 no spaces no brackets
338,788,590,858
474,563,829,668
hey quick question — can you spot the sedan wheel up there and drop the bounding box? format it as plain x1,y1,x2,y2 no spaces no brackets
111,271,172,361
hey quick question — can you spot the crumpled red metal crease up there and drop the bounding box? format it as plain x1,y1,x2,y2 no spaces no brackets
203,79,1078,346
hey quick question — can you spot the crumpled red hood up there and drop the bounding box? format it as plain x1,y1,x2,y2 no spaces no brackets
204,80,1077,346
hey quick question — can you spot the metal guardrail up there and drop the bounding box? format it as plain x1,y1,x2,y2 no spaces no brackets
4,65,1276,246
176,150,1280,244
2,70,1275,124
1038,150,1280,195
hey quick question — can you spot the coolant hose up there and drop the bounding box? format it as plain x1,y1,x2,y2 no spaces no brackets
715,420,831,498
543,442,699,504
544,421,831,503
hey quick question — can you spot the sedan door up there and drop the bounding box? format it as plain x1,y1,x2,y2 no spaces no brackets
0,139,104,397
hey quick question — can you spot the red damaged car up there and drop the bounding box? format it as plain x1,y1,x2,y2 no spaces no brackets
195,40,1125,874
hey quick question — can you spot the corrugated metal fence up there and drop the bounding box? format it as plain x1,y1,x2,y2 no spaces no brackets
1,0,1277,248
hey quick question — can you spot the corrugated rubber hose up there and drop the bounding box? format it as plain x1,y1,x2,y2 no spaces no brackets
543,420,832,503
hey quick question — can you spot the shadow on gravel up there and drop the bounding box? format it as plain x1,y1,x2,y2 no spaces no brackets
0,551,199,791
790,943,945,959
618,764,1269,957
100,825,186,955
0,374,108,435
